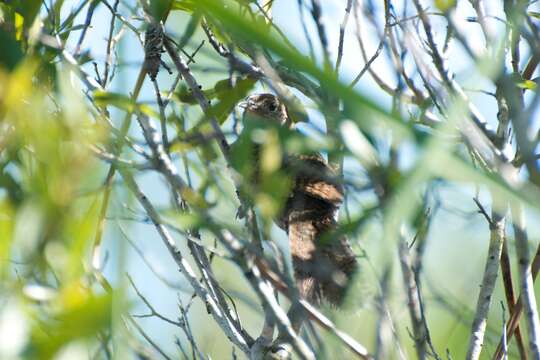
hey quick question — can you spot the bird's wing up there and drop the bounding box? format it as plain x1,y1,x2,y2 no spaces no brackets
287,153,344,206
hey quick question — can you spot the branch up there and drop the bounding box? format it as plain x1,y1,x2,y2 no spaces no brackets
511,203,540,359
118,168,251,354
466,202,506,360
399,238,427,360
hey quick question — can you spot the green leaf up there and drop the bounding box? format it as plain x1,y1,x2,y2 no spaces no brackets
174,76,256,123
148,0,173,21
93,91,158,118
0,169,23,205
0,28,23,71
177,11,201,48
31,291,113,359
171,0,196,12
207,77,256,124
434,0,456,11
528,11,540,20
14,0,41,30
516,79,537,90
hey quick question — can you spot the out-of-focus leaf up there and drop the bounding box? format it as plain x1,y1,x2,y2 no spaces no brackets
14,12,23,40
169,140,196,153
260,128,281,174
177,11,201,48
434,0,456,11
10,0,41,30
31,290,113,360
171,0,197,12
283,95,309,124
516,79,538,90
207,77,256,124
169,211,203,229
65,201,100,281
148,0,172,21
258,171,290,219
0,29,23,71
175,77,256,123
180,187,210,209
528,11,540,20
0,201,14,279
0,170,23,205
23,284,57,302
175,84,214,104
340,120,379,169
199,141,220,162
93,91,158,118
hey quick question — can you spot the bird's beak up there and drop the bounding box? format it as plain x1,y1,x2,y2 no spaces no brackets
238,95,258,110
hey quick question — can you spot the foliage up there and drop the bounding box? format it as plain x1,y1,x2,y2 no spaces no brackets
1,0,540,359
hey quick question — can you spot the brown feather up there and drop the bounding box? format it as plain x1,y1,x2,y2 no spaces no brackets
240,93,358,305
286,193,357,305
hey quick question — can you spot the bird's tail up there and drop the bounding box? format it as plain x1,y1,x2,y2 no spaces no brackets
288,205,357,306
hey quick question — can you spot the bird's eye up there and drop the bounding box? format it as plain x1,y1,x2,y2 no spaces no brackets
268,102,277,112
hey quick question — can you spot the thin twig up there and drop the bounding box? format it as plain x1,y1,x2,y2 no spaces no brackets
335,0,354,73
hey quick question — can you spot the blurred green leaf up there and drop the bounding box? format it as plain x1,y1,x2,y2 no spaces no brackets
176,77,255,106
434,0,456,11
516,79,537,90
260,128,281,174
148,0,172,21
177,11,201,48
171,0,196,12
9,0,41,30
30,290,113,360
0,28,23,71
175,76,256,123
93,91,158,118
208,77,256,124
0,201,14,279
0,169,23,205
528,11,540,20
169,211,203,229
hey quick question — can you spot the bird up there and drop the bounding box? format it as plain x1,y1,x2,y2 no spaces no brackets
235,93,358,307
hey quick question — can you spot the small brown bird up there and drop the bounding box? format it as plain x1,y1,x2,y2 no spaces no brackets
238,93,357,306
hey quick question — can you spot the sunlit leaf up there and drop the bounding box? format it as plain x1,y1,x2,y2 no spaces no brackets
10,0,41,30
528,11,540,20
31,291,113,359
516,79,537,90
0,201,14,279
260,128,281,174
434,0,456,11
93,91,158,118
208,77,256,124
171,0,197,12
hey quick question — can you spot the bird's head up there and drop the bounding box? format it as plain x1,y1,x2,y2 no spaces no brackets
239,93,290,127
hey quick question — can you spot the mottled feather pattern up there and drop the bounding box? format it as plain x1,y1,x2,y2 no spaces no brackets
239,93,358,305
287,153,344,205
286,193,357,305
